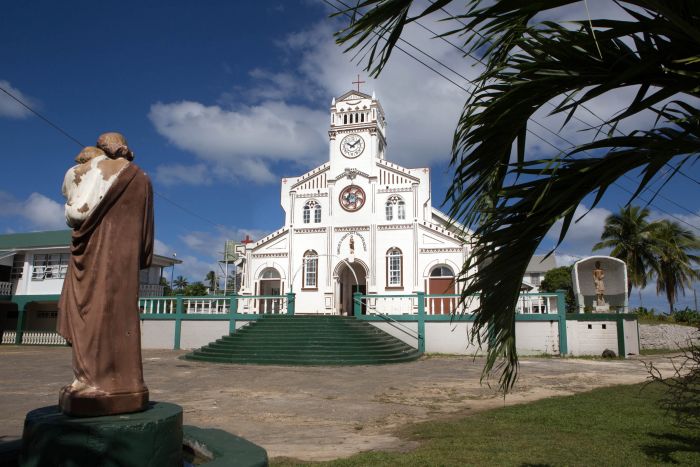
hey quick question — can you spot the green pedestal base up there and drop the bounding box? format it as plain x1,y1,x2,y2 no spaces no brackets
21,402,183,467
184,425,269,466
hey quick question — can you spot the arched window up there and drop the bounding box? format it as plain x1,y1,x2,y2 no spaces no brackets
343,114,347,124
304,200,319,224
303,250,318,289
361,113,365,122
386,248,403,288
385,196,405,221
260,268,281,279
430,266,454,278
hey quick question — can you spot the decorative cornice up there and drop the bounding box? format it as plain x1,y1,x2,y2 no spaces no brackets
295,193,328,198
252,253,289,258
334,226,370,232
378,224,413,230
329,168,372,182
420,247,463,254
377,187,413,194
295,227,327,234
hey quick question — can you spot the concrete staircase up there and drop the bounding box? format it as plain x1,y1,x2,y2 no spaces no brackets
183,315,422,365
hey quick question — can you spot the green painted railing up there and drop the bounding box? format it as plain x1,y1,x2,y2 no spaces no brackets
352,291,570,355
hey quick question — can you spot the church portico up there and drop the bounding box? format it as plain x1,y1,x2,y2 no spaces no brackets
236,88,471,315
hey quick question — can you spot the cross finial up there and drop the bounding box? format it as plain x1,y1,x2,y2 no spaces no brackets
352,74,366,92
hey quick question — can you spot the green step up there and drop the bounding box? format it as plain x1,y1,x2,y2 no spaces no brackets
183,315,422,366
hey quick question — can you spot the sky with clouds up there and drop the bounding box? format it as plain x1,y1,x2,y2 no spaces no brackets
1,0,698,310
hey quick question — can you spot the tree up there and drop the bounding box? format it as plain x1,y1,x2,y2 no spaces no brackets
205,270,218,294
335,1,700,391
159,276,173,296
185,282,207,297
539,266,575,312
173,275,188,294
653,220,700,314
593,206,661,296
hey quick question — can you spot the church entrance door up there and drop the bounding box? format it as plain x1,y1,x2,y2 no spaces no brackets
427,265,456,315
336,262,367,316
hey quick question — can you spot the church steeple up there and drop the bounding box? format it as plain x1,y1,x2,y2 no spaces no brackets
328,88,387,174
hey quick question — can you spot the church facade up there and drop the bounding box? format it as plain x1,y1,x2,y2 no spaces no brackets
237,90,470,314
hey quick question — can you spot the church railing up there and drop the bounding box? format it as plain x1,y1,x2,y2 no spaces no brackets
352,292,564,316
139,294,290,316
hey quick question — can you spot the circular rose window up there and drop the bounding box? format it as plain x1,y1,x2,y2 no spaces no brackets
339,185,366,212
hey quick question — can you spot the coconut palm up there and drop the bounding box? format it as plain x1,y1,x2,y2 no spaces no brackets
205,271,218,294
335,0,700,391
173,275,188,293
652,220,700,314
593,206,660,296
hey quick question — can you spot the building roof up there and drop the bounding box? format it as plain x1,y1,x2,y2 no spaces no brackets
0,230,71,250
0,229,181,265
526,254,557,273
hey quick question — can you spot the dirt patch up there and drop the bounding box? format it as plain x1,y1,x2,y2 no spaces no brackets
0,347,678,461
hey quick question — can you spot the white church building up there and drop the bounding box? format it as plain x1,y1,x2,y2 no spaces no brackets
236,89,469,315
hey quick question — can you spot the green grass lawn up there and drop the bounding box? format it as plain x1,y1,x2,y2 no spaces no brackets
272,383,700,466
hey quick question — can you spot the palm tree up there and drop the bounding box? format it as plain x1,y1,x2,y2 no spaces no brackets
335,0,700,391
173,275,188,293
205,271,218,294
652,221,700,314
593,206,660,296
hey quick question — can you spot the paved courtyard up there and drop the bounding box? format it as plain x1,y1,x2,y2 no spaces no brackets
0,346,676,461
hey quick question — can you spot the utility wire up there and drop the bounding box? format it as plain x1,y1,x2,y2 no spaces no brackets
0,83,227,231
428,0,700,189
328,0,700,231
0,86,85,148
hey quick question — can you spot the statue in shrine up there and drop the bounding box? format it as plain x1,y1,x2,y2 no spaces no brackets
57,132,154,416
593,261,606,305
349,235,355,255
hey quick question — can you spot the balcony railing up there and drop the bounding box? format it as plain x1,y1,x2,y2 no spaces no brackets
139,284,165,297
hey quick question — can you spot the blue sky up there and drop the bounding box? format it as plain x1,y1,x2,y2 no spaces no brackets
1,1,698,310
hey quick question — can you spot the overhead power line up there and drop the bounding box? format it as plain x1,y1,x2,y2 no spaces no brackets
0,83,227,231
327,0,700,232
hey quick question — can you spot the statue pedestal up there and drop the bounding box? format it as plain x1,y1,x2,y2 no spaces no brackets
594,304,610,313
21,402,182,467
17,402,269,466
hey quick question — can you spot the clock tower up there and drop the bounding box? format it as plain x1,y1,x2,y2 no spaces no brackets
328,89,387,178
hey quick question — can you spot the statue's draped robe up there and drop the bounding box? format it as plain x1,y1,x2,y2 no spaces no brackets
58,162,153,407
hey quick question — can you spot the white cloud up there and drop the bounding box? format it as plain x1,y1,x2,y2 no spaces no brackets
0,80,36,119
180,227,268,260
149,17,471,183
153,238,173,256
149,100,327,183
0,191,66,230
546,203,612,257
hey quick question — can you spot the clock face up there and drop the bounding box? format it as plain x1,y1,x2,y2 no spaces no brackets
340,134,365,158
339,185,366,212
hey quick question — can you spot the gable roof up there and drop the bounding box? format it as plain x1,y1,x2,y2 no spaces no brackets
0,230,71,250
336,90,372,101
0,229,180,265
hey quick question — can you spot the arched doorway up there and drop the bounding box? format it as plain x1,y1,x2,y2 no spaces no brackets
258,267,282,313
427,265,456,315
335,261,367,316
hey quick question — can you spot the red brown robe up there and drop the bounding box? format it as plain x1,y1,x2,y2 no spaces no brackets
57,162,153,416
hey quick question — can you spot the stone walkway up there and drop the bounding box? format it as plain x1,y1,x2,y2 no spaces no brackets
0,346,682,461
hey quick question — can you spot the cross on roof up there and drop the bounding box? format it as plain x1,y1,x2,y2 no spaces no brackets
352,74,366,92
241,235,254,244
